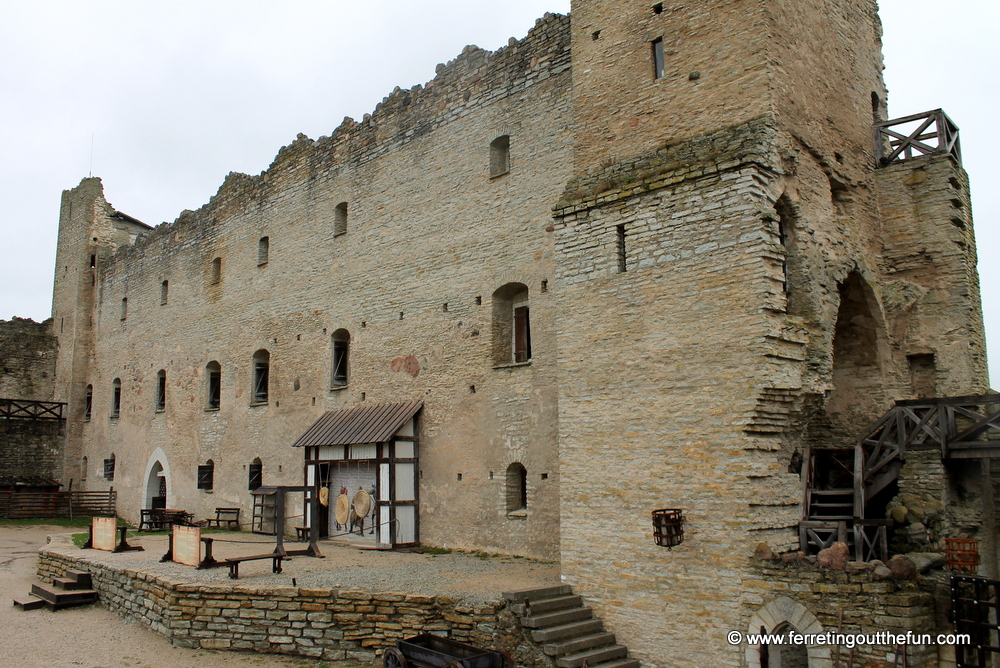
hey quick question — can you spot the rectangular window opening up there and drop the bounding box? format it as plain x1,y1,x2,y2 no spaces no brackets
513,305,531,363
652,38,665,79
208,371,221,409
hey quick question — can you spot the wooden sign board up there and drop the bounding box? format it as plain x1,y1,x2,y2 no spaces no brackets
172,525,201,567
92,517,117,551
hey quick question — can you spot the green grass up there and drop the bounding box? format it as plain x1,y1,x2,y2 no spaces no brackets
420,546,453,555
0,516,104,528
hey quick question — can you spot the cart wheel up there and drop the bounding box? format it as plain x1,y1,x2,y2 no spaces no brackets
444,661,464,668
495,650,516,668
383,648,408,668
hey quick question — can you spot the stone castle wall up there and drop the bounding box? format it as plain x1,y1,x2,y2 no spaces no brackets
0,317,56,401
54,13,573,560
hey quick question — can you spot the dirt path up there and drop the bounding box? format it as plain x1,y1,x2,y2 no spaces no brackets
0,525,358,668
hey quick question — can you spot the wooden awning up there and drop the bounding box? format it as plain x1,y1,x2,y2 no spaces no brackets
291,401,422,447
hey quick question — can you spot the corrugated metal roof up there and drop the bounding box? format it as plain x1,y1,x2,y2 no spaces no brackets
291,401,423,447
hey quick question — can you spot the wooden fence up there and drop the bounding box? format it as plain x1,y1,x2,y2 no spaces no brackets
0,490,116,519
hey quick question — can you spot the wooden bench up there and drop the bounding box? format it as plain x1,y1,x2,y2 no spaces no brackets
225,553,284,579
205,507,241,530
295,526,309,541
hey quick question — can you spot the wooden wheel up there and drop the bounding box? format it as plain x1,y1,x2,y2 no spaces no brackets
444,661,464,668
383,647,408,668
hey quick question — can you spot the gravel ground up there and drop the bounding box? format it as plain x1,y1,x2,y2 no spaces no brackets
2,524,559,668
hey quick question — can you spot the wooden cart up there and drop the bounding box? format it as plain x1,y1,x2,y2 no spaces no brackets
383,634,515,668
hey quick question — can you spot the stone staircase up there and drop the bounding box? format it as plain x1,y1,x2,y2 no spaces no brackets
504,585,640,668
13,569,98,611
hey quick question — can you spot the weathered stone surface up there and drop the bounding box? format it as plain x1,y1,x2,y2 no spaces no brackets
889,555,917,580
817,542,850,570
754,543,775,561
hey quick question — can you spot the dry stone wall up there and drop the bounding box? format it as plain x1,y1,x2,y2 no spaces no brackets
37,544,551,666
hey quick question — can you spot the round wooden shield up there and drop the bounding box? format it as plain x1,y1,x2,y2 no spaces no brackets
319,487,330,507
335,494,350,525
353,489,372,518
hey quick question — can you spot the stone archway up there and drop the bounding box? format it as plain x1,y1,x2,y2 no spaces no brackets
745,597,833,668
143,447,172,510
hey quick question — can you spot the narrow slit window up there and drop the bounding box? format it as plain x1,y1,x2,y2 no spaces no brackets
104,454,116,481
81,456,88,480
160,280,168,305
211,257,222,284
120,297,128,320
490,135,510,177
206,361,221,409
331,329,350,387
334,202,348,237
111,378,121,417
258,236,269,266
514,305,531,363
84,385,93,422
252,350,270,404
652,37,665,79
616,224,627,273
156,370,166,411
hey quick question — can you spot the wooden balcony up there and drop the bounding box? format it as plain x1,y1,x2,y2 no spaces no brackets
874,109,961,167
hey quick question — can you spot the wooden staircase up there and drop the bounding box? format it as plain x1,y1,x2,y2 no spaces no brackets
13,569,98,611
800,394,1000,558
504,585,639,668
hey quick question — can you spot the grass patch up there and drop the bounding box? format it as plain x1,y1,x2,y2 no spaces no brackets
420,546,452,555
72,532,88,548
0,517,104,528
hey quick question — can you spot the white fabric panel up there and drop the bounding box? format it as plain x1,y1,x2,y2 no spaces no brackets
379,464,390,501
350,444,377,460
396,506,416,544
394,441,415,458
396,418,414,437
306,466,315,486
394,463,415,501
378,506,391,546
318,445,344,460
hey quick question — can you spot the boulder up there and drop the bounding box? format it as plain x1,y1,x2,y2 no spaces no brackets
817,542,850,570
889,554,917,580
754,543,775,561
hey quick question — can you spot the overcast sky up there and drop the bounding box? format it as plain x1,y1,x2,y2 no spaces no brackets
1,1,997,386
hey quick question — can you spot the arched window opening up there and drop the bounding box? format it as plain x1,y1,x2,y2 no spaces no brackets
198,460,215,491
84,384,93,422
491,283,531,365
258,236,269,266
211,257,222,284
832,273,878,369
506,462,527,513
334,202,348,236
331,329,350,387
111,378,121,418
249,457,263,491
206,361,221,410
761,623,809,668
490,135,510,178
156,370,166,411
104,453,116,481
120,297,128,320
81,456,88,481
774,195,796,301
160,280,169,305
252,350,270,404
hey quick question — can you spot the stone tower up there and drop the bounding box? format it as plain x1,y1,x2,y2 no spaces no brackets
553,0,986,665
50,178,152,485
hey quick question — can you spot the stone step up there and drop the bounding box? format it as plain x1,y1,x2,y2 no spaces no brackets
555,644,629,668
30,584,98,610
65,570,93,588
53,576,92,591
512,595,583,616
544,632,616,656
522,606,593,629
590,659,640,668
12,595,46,611
504,584,572,602
531,619,605,643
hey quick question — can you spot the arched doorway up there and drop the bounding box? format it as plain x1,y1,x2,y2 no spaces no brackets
146,461,166,509
143,448,172,511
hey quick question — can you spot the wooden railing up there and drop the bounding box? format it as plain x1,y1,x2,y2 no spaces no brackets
853,394,1000,517
874,109,961,167
0,490,116,519
0,398,66,421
